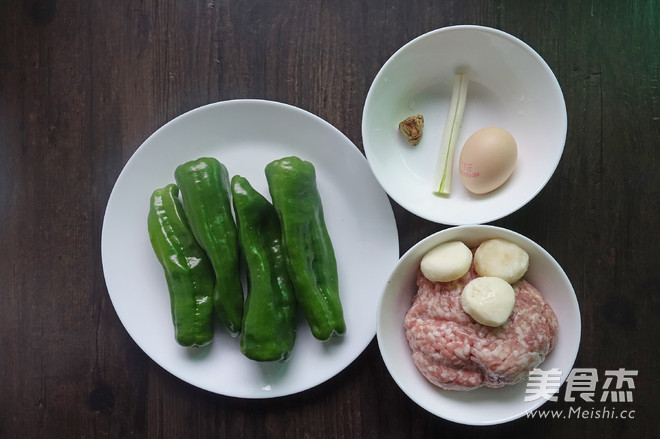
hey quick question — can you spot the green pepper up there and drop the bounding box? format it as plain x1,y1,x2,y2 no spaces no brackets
147,184,215,347
175,157,243,335
265,156,346,341
231,175,297,361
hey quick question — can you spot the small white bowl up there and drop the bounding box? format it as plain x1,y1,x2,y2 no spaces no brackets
377,225,581,425
362,26,567,224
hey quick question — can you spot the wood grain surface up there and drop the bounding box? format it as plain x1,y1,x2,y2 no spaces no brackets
1,0,658,437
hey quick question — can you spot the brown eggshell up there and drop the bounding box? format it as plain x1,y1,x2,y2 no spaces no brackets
459,127,517,194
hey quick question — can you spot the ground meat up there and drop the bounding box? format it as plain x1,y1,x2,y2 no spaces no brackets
404,265,558,391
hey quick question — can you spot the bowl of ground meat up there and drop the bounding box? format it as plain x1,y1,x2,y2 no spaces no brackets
377,225,580,425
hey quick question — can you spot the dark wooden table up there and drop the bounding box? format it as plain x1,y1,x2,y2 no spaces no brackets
1,1,658,437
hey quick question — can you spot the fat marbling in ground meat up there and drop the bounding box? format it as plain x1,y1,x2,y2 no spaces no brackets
404,265,558,391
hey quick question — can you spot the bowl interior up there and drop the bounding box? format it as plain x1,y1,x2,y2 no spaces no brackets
376,225,581,425
362,26,567,224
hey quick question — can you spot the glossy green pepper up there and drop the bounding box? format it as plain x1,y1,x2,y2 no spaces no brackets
231,175,297,361
175,157,243,335
147,184,215,347
265,156,346,341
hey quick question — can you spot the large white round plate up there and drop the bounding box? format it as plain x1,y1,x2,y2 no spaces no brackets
377,225,581,425
362,26,567,225
101,99,399,398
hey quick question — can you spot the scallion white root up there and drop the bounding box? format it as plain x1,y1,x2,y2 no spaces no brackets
432,72,469,195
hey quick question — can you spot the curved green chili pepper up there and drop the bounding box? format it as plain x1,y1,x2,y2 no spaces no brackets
231,175,297,361
265,156,346,341
147,184,215,347
175,158,243,335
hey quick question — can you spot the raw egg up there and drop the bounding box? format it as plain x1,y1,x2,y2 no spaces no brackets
459,127,517,194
